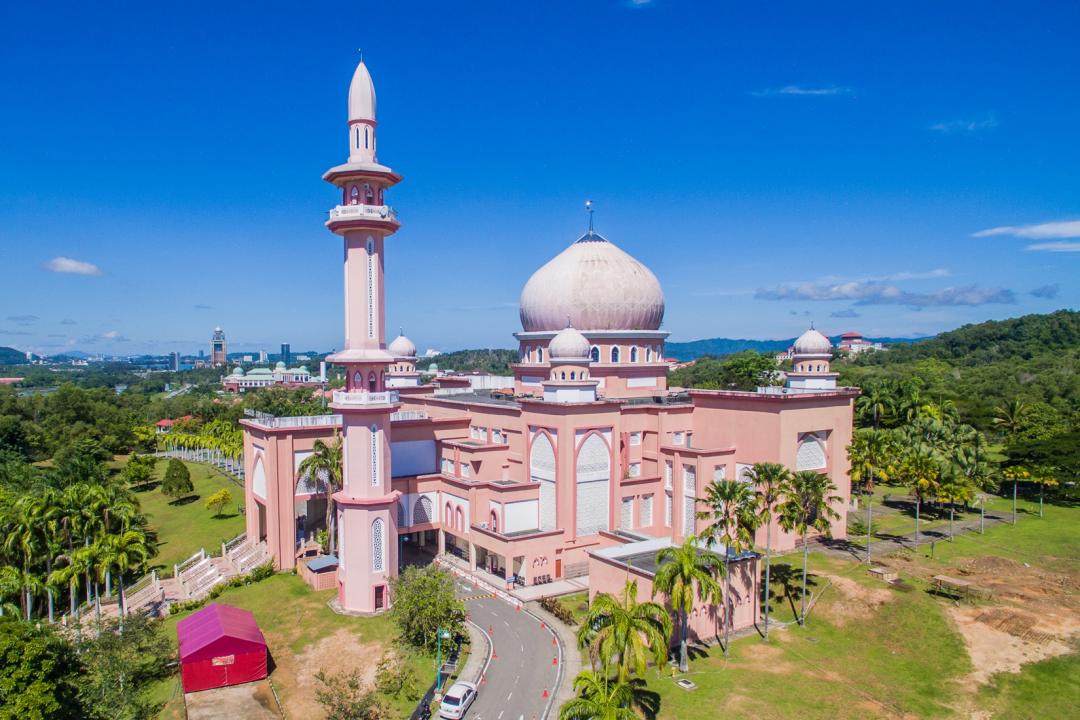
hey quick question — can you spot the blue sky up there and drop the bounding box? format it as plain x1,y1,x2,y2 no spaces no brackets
1,1,1078,356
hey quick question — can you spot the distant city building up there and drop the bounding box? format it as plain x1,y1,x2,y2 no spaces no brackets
211,327,228,366
258,350,268,363
838,331,883,354
221,361,319,392
280,343,291,366
169,352,180,371
242,354,254,363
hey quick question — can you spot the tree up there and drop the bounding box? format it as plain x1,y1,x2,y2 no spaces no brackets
895,444,941,547
297,433,344,553
847,429,895,563
315,669,390,720
0,616,85,720
747,462,790,641
697,479,759,655
98,530,150,621
937,469,975,541
855,381,893,429
204,488,233,518
388,565,465,654
559,670,657,720
651,534,722,672
160,458,193,502
1030,466,1058,518
576,579,672,682
777,470,841,626
120,454,156,489
992,399,1032,439
74,613,174,720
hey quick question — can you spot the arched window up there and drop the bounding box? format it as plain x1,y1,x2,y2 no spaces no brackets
445,502,452,527
576,433,611,537
560,371,566,380
368,372,377,392
490,510,498,533
371,518,384,572
796,434,827,471
455,507,464,532
630,346,639,363
537,347,544,363
353,371,362,389
364,183,373,200
570,371,576,380
398,501,406,527
531,433,557,531
355,128,361,149
646,347,653,362
364,126,369,149
611,346,620,363
590,346,600,362
350,185,359,205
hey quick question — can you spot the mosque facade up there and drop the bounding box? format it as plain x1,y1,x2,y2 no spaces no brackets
241,59,857,641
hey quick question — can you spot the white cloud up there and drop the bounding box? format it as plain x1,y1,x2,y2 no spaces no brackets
973,220,1080,240
752,85,853,97
626,0,654,6
45,256,102,276
878,268,951,282
755,280,1015,308
1025,241,1080,253
930,114,998,133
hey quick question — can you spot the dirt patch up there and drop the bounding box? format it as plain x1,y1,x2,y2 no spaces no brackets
740,640,796,674
272,629,385,717
815,573,894,626
947,605,1077,686
185,680,280,719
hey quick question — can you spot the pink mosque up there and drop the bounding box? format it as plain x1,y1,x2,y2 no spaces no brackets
241,59,857,640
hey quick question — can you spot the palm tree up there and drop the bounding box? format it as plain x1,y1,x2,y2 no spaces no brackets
747,462,790,641
559,670,652,720
992,399,1031,439
697,479,759,655
1030,466,1057,519
297,433,344,553
577,580,672,682
777,470,841,626
3,494,47,620
895,445,941,548
847,429,895,564
98,529,150,624
937,470,974,541
855,382,893,429
651,534,723,672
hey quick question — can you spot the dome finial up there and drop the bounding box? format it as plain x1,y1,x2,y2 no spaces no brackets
810,320,815,330
585,199,594,232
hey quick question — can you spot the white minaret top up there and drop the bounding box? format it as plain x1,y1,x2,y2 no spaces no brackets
348,59,377,163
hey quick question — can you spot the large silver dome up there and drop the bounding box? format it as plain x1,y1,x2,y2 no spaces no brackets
519,231,665,333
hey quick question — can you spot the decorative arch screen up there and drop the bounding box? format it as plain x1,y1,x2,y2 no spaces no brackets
398,501,406,527
371,518,384,572
576,433,610,536
796,434,827,471
413,495,433,524
620,497,633,530
641,494,653,526
531,433,557,531
366,237,376,339
370,425,380,486
252,457,267,499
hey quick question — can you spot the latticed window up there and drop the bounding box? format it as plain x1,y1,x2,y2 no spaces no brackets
413,495,433,524
620,498,633,530
629,432,642,446
641,494,653,526
628,462,641,478
371,518,384,572
575,433,610,537
664,460,673,490
683,464,697,535
366,238,376,339
796,434,827,471
531,433,557,531
370,425,380,486
665,492,672,527
713,465,727,482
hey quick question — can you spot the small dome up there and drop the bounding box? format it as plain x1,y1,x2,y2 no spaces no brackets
793,327,832,356
348,60,376,121
519,231,664,333
388,332,417,358
549,325,591,360
297,365,309,374
275,361,286,370
232,367,244,376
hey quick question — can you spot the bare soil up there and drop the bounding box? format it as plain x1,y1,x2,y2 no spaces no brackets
272,629,385,717
184,680,280,720
815,573,894,626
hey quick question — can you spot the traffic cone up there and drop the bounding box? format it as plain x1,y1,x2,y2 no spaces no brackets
492,648,498,660
481,674,486,685
540,621,546,630
542,688,549,699
552,656,558,666
551,636,557,646
515,604,521,612
489,625,494,635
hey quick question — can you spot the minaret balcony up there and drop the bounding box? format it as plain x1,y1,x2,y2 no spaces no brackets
332,389,400,407
326,203,399,231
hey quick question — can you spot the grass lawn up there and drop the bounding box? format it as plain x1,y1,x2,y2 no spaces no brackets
624,498,1080,719
555,591,591,626
151,573,439,718
134,460,246,576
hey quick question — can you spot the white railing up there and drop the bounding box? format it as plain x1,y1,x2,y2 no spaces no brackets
756,386,832,395
236,543,269,574
328,204,397,222
123,571,163,613
222,532,247,559
243,413,342,429
391,410,427,421
175,549,206,579
332,390,399,406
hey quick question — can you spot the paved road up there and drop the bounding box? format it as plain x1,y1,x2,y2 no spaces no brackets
455,579,562,720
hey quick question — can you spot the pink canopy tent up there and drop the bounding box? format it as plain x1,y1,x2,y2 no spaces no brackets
177,603,268,693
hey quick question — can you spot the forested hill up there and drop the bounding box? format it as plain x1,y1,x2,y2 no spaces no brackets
0,346,27,365
666,334,922,361
854,309,1080,366
423,348,517,375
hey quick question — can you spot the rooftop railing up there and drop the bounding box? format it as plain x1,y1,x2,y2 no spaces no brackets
327,203,397,222
332,390,400,406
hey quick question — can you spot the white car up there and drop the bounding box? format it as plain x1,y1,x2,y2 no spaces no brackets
439,681,478,719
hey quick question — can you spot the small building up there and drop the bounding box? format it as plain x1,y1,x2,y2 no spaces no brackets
838,331,883,355
177,603,268,693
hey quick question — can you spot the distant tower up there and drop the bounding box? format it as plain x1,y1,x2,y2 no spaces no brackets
785,325,838,391
324,57,403,614
210,327,227,367
280,343,291,366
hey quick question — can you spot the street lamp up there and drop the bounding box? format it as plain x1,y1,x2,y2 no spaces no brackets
435,628,452,691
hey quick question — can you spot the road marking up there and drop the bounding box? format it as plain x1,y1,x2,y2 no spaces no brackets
503,619,510,629
497,712,504,720
506,692,513,701
520,643,524,653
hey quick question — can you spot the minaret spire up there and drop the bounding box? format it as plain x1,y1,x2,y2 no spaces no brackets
585,199,594,232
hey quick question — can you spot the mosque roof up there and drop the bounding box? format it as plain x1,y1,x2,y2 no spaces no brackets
349,60,376,121
549,325,591,361
388,332,417,358
519,230,664,333
793,327,833,355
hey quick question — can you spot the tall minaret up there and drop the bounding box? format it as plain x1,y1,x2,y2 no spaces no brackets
324,57,402,614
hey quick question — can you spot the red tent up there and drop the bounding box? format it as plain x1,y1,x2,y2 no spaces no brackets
177,603,268,693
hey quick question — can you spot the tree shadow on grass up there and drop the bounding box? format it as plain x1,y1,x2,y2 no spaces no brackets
168,495,200,507
765,563,819,622
626,677,661,720
132,481,161,493
210,512,239,521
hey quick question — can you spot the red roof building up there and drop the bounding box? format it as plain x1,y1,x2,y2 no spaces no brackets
177,603,268,693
